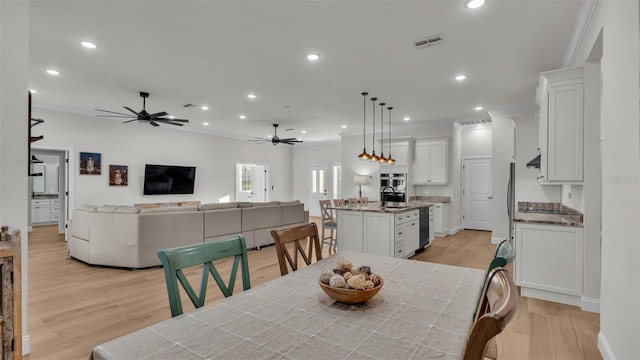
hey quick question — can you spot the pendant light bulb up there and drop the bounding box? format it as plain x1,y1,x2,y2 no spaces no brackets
369,97,379,162
386,106,395,164
357,92,370,160
378,102,387,163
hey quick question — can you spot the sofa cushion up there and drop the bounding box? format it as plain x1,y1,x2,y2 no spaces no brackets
199,203,238,211
282,203,305,225
115,206,142,214
237,202,255,208
203,208,242,238
278,200,301,205
253,205,283,229
140,205,198,213
77,204,98,211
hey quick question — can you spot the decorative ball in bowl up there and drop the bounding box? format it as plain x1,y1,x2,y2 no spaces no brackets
317,257,384,305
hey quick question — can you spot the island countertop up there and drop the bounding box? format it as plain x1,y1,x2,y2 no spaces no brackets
333,201,434,213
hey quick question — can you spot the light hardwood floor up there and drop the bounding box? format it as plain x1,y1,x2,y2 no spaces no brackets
24,221,601,360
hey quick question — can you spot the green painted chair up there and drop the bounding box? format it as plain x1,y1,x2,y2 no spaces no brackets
473,239,517,322
157,236,251,317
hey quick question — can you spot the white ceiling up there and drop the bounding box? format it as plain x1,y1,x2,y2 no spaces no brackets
28,1,581,144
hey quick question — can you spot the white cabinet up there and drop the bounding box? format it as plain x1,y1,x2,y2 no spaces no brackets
515,222,584,306
413,140,449,185
31,199,51,223
336,209,419,259
389,142,409,166
50,199,61,221
537,66,584,184
433,203,450,235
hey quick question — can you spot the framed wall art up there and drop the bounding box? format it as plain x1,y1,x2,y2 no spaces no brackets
79,152,101,175
109,165,128,186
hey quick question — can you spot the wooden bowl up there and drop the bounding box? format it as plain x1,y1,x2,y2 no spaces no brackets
318,277,384,305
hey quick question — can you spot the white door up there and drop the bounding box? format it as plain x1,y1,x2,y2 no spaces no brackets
235,163,269,202
307,165,328,217
463,158,492,231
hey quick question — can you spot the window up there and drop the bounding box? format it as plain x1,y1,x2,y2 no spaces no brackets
241,164,252,192
333,165,342,199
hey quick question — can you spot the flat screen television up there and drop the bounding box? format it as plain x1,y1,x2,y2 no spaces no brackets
143,164,196,195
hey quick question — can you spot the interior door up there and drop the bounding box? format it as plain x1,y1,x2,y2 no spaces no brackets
251,165,267,202
307,165,328,217
463,158,492,231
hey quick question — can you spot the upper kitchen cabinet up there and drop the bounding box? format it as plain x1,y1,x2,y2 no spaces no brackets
536,66,584,184
412,139,449,185
381,137,414,168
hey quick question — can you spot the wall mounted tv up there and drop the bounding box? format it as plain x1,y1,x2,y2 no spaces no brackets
143,164,196,195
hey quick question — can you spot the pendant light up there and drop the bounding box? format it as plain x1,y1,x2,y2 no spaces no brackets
369,97,380,162
378,102,387,163
357,92,370,160
386,106,396,164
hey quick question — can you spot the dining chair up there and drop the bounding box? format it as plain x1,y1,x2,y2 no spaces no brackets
270,223,323,276
464,267,518,360
319,199,338,253
157,235,251,317
473,239,517,323
333,198,346,207
348,197,358,204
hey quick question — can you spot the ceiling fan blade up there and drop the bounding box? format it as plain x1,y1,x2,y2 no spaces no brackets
122,119,138,123
149,111,168,117
97,115,136,118
155,118,189,123
95,108,132,116
149,120,160,127
162,121,185,126
279,138,301,142
123,106,139,116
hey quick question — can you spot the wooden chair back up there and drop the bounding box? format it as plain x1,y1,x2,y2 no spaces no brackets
333,199,346,207
270,223,323,276
319,199,333,223
157,236,251,317
348,197,358,204
464,267,518,360
359,197,369,204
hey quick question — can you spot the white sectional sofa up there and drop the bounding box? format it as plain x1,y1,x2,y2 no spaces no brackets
68,201,308,269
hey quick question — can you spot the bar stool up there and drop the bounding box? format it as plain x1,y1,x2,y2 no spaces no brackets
319,200,337,253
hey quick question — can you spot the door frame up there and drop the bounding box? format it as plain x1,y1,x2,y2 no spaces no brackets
31,145,75,239
307,164,329,217
461,156,492,231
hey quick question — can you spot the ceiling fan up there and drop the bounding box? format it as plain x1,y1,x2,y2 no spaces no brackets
95,92,189,127
249,124,303,145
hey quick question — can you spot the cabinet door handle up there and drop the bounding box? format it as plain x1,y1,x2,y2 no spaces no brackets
488,196,493,199
398,232,403,235
411,223,415,226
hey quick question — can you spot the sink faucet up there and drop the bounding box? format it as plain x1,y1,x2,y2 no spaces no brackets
381,186,397,208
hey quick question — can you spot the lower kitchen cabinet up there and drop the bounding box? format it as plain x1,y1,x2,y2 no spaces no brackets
337,209,419,259
433,203,450,236
31,199,51,224
515,222,584,306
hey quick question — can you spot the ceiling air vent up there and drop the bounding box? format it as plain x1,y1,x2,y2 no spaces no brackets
182,103,197,108
414,34,444,49
457,118,492,127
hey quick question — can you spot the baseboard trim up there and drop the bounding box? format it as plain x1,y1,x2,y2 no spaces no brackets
520,287,581,307
448,225,462,235
23,334,30,355
491,236,504,244
581,296,601,313
598,331,616,360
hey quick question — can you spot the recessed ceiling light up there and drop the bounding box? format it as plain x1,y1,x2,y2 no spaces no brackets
476,124,483,127
341,125,347,129
29,89,37,94
403,117,410,121
475,106,483,111
46,69,60,76
201,106,209,110
301,130,307,134
454,74,466,81
203,122,209,126
239,115,246,119
80,41,97,49
307,53,320,61
247,94,257,100
465,0,486,9
268,135,272,138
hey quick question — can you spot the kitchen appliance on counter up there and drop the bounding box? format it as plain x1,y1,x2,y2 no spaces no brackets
380,173,408,205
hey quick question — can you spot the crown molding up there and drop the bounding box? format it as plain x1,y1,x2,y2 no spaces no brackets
563,0,597,67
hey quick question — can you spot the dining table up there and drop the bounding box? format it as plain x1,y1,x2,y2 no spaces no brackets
91,250,485,360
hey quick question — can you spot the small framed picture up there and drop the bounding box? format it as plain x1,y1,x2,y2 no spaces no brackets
79,152,101,175
109,165,128,186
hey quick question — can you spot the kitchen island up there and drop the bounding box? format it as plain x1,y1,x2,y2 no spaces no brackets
335,202,431,258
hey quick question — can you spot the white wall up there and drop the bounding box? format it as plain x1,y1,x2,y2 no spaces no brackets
461,126,492,157
291,143,341,210
0,1,30,353
33,108,294,208
489,112,515,243
570,1,640,358
513,116,562,204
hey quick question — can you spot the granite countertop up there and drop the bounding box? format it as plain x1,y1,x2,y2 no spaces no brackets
410,196,451,203
514,202,583,227
333,202,430,213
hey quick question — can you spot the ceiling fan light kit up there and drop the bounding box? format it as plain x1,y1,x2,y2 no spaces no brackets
95,91,190,127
